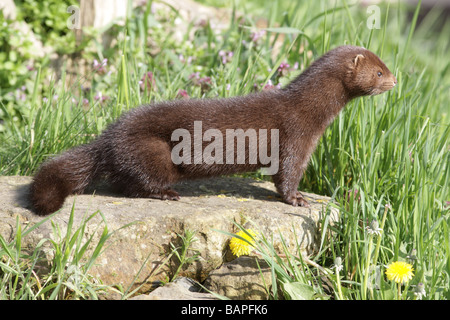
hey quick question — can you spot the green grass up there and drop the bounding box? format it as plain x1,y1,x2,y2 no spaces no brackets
0,206,116,299
0,0,448,299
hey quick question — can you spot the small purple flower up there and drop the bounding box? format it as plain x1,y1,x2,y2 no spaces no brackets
263,80,275,90
219,50,233,64
198,76,211,85
198,76,212,91
189,72,212,92
176,89,189,99
93,58,108,74
179,54,193,64
277,62,291,77
189,72,200,81
250,30,266,43
15,88,26,101
346,188,361,204
197,19,208,28
140,71,156,92
262,80,281,90
94,92,109,103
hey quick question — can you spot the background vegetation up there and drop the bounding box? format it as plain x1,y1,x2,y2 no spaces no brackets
0,0,448,299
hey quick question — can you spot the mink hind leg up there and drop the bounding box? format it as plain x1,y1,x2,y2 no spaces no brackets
110,138,181,201
120,181,181,200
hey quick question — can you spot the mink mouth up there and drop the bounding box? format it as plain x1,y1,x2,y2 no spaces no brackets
369,83,396,95
381,83,397,91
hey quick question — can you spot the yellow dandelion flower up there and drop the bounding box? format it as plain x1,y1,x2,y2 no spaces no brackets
385,261,414,284
229,229,257,257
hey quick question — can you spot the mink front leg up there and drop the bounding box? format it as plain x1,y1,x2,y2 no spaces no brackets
272,157,310,207
148,188,180,201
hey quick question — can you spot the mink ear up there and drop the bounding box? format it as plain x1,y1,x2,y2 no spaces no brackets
352,54,365,67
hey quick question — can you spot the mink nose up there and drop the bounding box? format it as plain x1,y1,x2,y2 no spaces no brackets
393,77,397,86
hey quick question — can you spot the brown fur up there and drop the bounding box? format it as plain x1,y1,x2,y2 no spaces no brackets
29,45,397,215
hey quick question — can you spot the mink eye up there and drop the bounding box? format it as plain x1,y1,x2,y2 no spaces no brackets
377,71,383,77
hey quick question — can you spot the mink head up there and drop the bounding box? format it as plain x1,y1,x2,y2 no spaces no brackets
340,46,397,97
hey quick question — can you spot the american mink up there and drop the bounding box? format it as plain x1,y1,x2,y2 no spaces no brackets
29,45,397,216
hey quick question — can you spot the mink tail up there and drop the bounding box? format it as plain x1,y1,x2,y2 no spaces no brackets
29,142,101,216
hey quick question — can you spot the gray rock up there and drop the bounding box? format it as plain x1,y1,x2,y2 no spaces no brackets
131,277,217,300
0,175,338,294
203,256,273,300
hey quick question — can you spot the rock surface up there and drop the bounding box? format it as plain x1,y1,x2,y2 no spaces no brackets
203,256,273,300
131,277,217,300
0,175,337,297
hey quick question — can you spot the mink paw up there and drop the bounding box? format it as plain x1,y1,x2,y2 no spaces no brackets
148,189,180,201
160,189,180,200
284,191,310,207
